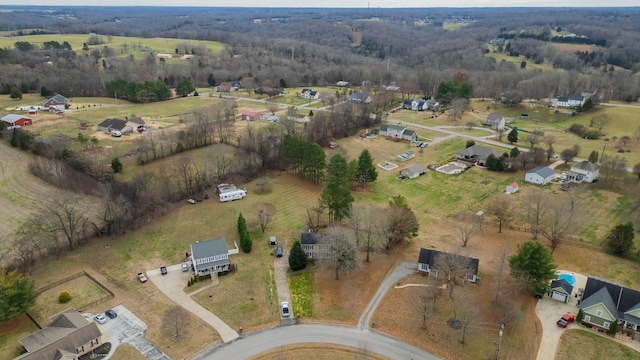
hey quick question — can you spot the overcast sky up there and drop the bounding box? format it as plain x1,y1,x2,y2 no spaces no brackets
1,1,639,7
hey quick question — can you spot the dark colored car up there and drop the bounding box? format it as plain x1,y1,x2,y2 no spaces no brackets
160,266,168,275
276,246,283,257
105,309,117,319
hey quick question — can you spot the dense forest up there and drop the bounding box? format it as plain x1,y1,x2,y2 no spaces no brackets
1,6,640,100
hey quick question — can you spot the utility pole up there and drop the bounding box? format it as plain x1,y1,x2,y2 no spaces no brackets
495,323,504,359
114,92,117,105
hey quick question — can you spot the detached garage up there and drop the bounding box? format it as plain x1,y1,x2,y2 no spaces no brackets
525,166,556,185
1,114,33,127
549,279,573,303
399,163,426,179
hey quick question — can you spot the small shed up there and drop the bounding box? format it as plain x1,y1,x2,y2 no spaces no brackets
506,182,519,194
549,279,573,303
242,111,260,121
400,164,426,179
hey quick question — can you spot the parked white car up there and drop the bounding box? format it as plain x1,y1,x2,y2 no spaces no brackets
94,314,107,324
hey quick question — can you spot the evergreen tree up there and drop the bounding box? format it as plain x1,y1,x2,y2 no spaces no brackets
176,79,195,97
510,147,520,158
207,73,216,87
356,149,377,188
486,154,504,171
111,157,123,174
288,241,307,271
237,213,252,253
509,241,557,295
604,222,635,255
465,140,475,148
508,129,518,144
321,154,354,224
9,86,22,100
279,78,287,88
0,269,37,323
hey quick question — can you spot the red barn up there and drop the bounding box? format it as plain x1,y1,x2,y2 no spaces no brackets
1,114,33,127
241,111,260,121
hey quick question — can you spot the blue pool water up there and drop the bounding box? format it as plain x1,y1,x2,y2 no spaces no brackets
558,273,576,286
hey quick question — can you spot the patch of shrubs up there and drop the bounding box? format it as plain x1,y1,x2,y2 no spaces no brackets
583,129,601,139
569,123,587,137
59,290,72,303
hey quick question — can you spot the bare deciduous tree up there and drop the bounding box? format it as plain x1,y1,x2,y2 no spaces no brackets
590,114,610,131
452,212,479,247
162,305,189,340
492,246,510,304
257,203,276,234
526,133,541,148
349,203,385,262
524,187,547,239
599,154,628,188
306,201,326,232
326,228,357,280
542,195,582,253
450,97,468,124
43,195,89,251
486,195,514,233
434,251,474,299
417,277,440,330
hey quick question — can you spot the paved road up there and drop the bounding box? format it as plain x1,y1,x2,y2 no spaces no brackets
94,305,171,360
358,261,417,330
201,324,441,360
148,264,240,342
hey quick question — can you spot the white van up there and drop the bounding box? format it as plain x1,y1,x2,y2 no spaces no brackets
219,189,247,202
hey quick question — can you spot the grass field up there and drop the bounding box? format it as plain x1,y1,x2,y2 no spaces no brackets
443,22,470,31
0,314,40,360
484,52,554,71
31,275,109,325
289,272,314,317
110,344,146,360
0,34,225,60
556,329,640,359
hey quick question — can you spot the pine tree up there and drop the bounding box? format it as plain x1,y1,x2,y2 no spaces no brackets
508,129,518,144
237,213,252,253
288,241,307,271
356,149,378,188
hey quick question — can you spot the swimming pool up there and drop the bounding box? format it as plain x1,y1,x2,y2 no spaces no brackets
558,273,576,286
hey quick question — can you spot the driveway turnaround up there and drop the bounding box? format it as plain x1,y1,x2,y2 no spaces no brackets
148,264,240,342
201,324,441,360
96,305,171,360
358,261,417,330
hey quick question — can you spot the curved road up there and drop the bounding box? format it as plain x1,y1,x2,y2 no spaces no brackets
202,324,441,360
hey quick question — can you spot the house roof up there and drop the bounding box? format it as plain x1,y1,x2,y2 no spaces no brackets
550,279,574,295
300,232,333,245
486,113,505,122
127,117,145,125
1,114,31,124
404,129,415,136
417,248,479,276
191,238,229,259
403,99,414,105
527,166,556,178
568,95,585,101
18,309,101,360
350,91,370,101
97,118,128,130
401,163,426,176
581,287,618,319
581,276,640,321
507,182,519,189
572,160,600,172
456,145,502,160
43,94,69,106
242,111,260,117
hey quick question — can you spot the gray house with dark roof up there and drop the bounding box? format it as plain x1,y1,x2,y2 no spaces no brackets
350,90,371,104
418,248,480,283
300,232,333,259
549,279,574,303
485,113,506,130
17,309,102,360
579,276,640,332
455,145,503,167
190,238,230,275
567,160,599,183
525,166,556,185
379,125,417,142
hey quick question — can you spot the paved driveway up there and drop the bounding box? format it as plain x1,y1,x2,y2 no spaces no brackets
358,261,417,330
94,305,171,360
535,271,587,360
273,241,294,322
148,264,239,342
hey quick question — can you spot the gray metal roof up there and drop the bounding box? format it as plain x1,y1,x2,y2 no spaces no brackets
401,163,426,176
580,287,617,318
191,238,229,270
550,279,573,295
528,166,556,178
1,114,31,123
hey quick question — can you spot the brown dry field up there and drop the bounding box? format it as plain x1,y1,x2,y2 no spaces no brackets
111,344,147,360
250,344,390,360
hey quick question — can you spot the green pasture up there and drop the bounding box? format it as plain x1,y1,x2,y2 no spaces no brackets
484,52,554,71
442,22,470,31
0,34,225,60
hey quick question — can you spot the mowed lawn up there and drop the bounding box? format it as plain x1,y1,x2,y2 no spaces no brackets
556,329,640,359
0,314,40,360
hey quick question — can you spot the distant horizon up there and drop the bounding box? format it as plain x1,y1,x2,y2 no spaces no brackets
0,2,639,8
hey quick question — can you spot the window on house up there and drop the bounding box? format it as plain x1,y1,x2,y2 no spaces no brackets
584,315,591,322
596,310,602,317
604,321,610,329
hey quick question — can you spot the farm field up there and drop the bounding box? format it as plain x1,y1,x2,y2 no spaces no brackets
0,34,225,60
